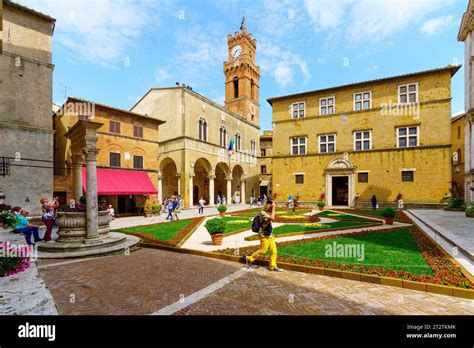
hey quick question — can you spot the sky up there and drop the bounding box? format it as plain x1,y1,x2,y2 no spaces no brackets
20,0,469,133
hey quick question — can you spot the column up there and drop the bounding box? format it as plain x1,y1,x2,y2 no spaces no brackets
226,177,232,205
157,174,163,203
72,154,83,201
188,174,194,208
84,148,101,243
240,179,246,205
176,173,181,196
208,175,215,205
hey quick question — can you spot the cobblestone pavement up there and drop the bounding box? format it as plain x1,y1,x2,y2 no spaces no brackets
37,248,474,315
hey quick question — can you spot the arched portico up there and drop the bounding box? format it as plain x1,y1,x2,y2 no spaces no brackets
159,157,179,203
231,165,246,204
191,158,213,206
215,162,230,204
325,157,356,207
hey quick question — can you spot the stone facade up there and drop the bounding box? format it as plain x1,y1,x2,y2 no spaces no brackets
130,24,261,207
0,1,55,215
258,130,272,197
458,0,474,203
53,97,164,213
268,66,459,207
451,114,466,198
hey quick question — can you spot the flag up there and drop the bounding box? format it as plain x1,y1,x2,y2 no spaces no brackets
228,137,235,156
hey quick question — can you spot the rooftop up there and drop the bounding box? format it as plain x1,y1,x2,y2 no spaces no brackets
267,65,461,105
4,0,56,22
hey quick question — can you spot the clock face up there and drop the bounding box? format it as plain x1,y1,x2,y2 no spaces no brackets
231,45,242,58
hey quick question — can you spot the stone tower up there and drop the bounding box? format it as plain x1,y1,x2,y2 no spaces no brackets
223,19,260,126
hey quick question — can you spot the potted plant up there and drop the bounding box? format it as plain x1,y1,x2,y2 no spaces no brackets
1,210,19,229
317,201,326,211
466,202,474,218
152,204,162,216
205,218,226,245
144,199,153,218
217,204,227,217
381,207,397,225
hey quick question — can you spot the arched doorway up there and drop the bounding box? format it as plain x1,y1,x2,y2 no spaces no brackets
215,162,230,204
193,158,212,205
159,158,179,201
325,157,356,207
231,165,244,204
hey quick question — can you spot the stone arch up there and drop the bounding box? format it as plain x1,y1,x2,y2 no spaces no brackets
159,157,179,200
231,165,245,204
325,157,356,207
215,162,230,203
193,158,213,205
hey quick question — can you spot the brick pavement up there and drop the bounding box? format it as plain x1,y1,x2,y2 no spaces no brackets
38,248,474,315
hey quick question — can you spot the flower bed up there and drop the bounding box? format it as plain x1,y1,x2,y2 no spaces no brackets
334,208,411,223
115,217,203,247
221,227,473,289
0,242,32,277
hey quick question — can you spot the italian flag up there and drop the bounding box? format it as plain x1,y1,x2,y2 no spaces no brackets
228,137,236,156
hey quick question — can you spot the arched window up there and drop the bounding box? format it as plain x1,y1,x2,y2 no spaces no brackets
219,126,227,147
458,148,462,163
233,77,239,98
198,117,208,141
457,126,461,139
235,132,241,151
250,79,255,100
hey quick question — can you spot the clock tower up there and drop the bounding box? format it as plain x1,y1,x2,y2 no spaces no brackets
223,19,260,126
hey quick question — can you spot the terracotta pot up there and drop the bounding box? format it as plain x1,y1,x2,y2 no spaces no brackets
318,206,324,211
384,217,394,225
145,212,152,218
219,212,225,217
210,233,224,245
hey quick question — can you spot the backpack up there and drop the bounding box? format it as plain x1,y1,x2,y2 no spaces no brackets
251,215,273,236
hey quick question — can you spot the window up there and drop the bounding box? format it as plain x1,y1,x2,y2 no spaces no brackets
402,171,414,182
251,79,255,100
219,127,227,147
295,174,304,184
109,120,121,134
250,139,256,156
235,132,241,151
291,137,306,155
109,153,121,167
133,155,144,169
233,77,239,98
261,148,267,157
133,125,143,138
319,134,336,153
319,97,335,115
78,114,90,121
198,117,208,141
354,131,371,151
398,83,418,104
358,172,369,183
397,126,419,148
457,125,461,140
261,165,267,174
292,102,305,119
354,92,371,111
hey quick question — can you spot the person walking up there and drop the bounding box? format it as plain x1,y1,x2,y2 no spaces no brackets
222,195,226,205
245,199,283,272
216,194,222,205
198,197,205,214
172,197,180,221
371,195,378,210
166,198,174,220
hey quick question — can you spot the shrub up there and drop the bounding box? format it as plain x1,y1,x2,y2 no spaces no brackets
380,207,397,218
79,195,87,204
1,211,20,229
445,196,464,208
205,218,226,234
152,204,162,214
466,202,474,215
144,199,153,214
0,242,31,277
317,201,326,207
217,204,227,213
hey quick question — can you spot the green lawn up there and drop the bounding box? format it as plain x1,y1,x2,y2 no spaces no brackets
221,217,252,234
117,219,195,242
233,208,312,218
278,228,433,275
272,221,374,235
317,210,373,221
346,209,407,221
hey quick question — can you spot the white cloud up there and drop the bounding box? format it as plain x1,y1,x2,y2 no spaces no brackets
274,62,294,86
420,15,456,36
17,0,165,66
154,68,171,85
304,0,348,30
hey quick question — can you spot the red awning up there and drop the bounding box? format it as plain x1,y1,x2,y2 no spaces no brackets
82,168,157,195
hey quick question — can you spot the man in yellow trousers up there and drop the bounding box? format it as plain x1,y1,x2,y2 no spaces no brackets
245,199,283,272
